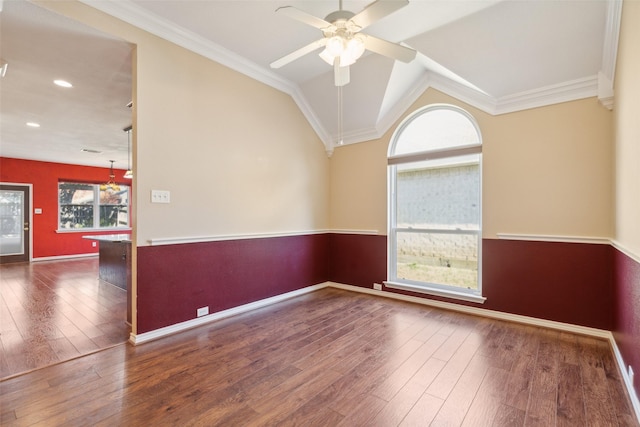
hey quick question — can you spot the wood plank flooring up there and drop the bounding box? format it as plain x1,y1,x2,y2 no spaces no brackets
0,258,129,379
1,288,637,426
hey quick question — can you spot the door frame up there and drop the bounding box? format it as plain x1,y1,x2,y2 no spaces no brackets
0,182,33,263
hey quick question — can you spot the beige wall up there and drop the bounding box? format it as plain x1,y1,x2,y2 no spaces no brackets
31,1,619,245
37,1,330,245
614,0,640,256
330,89,614,239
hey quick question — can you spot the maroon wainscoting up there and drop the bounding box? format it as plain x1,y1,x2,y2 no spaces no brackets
328,233,387,288
327,234,614,330
613,248,640,400
136,234,329,334
481,239,613,330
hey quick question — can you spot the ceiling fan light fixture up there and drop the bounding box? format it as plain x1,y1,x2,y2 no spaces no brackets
320,35,345,64
319,47,335,65
274,0,413,84
326,35,345,56
343,35,365,64
319,34,365,67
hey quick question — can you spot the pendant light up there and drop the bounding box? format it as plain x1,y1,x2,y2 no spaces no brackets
100,160,121,191
123,125,133,179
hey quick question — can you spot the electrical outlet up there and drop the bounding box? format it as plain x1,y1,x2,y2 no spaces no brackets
373,283,383,291
197,306,209,317
629,365,635,385
151,190,171,204
92,242,97,247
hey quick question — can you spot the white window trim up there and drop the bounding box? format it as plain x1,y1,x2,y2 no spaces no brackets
383,280,486,304
388,144,482,166
56,227,132,234
387,104,483,302
58,182,130,231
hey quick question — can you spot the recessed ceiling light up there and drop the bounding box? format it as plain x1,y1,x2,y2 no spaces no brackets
54,79,73,88
26,122,40,128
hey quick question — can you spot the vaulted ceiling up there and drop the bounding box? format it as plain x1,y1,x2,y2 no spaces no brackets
0,0,621,166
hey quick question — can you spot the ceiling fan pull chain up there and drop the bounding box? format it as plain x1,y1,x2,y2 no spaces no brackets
338,85,344,146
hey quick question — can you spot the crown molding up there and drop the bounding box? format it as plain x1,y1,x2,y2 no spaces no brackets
333,73,599,148
428,73,497,115
598,71,615,110
493,75,599,115
79,0,618,152
78,0,334,154
597,0,622,111
288,87,333,153
374,73,432,141
79,0,291,93
601,0,623,81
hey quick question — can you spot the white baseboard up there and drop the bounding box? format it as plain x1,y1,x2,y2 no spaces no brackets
129,283,328,345
610,333,640,421
128,280,639,422
32,253,98,262
328,282,611,338
327,281,640,422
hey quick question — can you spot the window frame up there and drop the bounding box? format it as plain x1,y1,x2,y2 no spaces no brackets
57,181,131,232
386,104,485,303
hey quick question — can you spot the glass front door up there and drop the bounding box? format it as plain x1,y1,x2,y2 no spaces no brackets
0,184,30,263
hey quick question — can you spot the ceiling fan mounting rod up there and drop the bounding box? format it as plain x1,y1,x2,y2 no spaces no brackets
324,10,356,26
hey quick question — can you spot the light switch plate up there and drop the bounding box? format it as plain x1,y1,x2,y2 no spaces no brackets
151,190,170,203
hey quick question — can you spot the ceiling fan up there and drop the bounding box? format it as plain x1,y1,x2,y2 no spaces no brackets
270,0,417,86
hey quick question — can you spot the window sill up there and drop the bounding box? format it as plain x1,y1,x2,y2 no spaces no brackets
56,228,132,234
383,281,486,304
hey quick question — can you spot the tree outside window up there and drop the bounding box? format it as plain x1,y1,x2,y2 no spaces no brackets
59,182,129,230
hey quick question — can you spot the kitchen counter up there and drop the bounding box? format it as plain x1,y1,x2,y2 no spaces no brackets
83,234,132,324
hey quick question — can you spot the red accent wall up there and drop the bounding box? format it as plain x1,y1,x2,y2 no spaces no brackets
613,248,640,400
0,157,130,258
136,234,329,334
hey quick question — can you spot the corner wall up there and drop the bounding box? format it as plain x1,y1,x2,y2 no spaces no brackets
36,1,331,335
613,0,640,402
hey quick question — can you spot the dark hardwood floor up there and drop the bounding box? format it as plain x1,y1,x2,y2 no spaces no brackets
1,287,637,426
0,258,129,380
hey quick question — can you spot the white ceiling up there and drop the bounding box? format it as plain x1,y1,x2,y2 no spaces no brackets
0,0,134,169
0,0,620,166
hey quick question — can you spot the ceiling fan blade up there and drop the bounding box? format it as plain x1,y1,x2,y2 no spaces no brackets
334,62,350,87
276,6,332,30
350,0,409,30
270,38,327,69
363,35,416,63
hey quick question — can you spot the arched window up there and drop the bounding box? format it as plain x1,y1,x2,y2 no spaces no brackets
386,104,484,303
